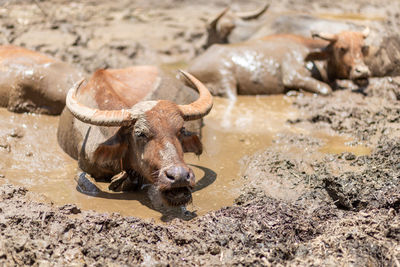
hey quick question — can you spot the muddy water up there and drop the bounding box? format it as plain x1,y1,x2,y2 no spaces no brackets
0,95,370,221
316,132,371,155
185,95,299,214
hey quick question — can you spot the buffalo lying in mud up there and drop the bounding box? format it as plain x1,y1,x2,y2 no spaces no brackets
0,45,82,115
189,29,371,99
57,66,213,206
205,6,371,47
205,7,400,79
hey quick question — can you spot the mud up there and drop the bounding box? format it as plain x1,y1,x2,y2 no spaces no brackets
1,0,400,266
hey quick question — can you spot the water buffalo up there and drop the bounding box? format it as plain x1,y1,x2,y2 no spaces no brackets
57,66,213,206
0,45,82,114
205,6,373,48
188,29,370,99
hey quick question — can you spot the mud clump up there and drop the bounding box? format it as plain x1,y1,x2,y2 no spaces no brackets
1,178,399,266
291,208,400,266
293,89,400,143
321,138,400,211
0,183,332,266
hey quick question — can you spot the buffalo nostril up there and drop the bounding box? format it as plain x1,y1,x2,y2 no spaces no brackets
164,166,192,183
355,66,368,74
165,172,176,181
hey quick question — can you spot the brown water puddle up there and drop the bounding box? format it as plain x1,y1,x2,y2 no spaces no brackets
0,95,370,221
316,132,371,156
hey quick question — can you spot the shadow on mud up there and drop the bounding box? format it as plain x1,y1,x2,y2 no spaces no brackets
75,164,216,222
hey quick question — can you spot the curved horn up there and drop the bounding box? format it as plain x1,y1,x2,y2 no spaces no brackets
234,3,269,20
66,79,136,127
209,7,230,28
178,70,213,121
311,31,338,42
362,27,370,38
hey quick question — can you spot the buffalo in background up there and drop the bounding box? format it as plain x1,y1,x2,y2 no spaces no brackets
0,45,83,115
189,29,370,99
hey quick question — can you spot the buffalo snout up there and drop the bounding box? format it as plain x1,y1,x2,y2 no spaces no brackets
163,165,195,188
351,64,370,80
157,165,195,206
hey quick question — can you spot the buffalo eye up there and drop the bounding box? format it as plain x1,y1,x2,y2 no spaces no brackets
134,130,147,139
179,127,187,136
361,45,369,56
179,127,193,137
339,47,348,54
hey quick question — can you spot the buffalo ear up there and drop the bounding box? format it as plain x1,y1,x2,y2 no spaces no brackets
93,126,131,164
305,49,330,61
179,131,203,156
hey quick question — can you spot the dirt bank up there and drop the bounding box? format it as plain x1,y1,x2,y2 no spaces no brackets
241,88,400,265
1,0,400,266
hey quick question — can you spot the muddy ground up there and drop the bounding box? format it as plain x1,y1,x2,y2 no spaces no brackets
1,0,400,266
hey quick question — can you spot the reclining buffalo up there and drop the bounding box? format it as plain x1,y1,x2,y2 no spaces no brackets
205,6,369,48
205,6,399,79
188,29,370,99
0,45,82,115
57,66,212,206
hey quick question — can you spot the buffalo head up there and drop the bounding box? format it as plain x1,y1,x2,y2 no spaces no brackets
66,71,213,206
205,4,269,48
311,28,371,80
